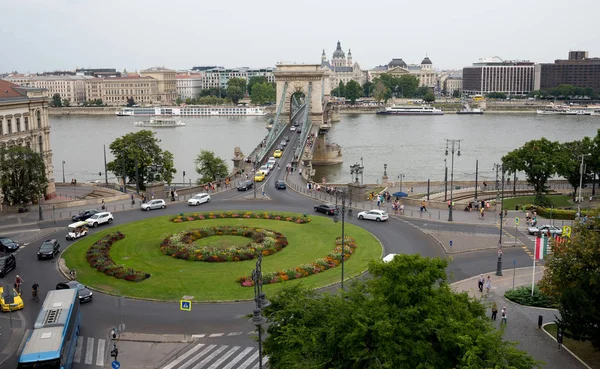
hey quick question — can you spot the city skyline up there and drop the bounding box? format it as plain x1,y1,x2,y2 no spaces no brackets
2,0,599,73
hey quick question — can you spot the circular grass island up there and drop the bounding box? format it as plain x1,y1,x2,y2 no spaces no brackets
62,211,383,302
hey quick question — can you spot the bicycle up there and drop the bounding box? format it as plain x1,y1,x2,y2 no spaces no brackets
32,288,39,302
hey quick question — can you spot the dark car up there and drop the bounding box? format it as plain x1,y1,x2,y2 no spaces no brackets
0,254,16,277
72,209,100,222
37,239,60,260
0,237,20,252
237,180,253,191
280,140,287,147
56,281,93,303
314,203,339,215
284,135,290,142
275,180,287,190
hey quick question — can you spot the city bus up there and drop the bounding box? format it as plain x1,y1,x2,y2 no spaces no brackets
18,289,81,369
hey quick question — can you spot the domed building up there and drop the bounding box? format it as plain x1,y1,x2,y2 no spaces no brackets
369,56,437,88
320,41,366,95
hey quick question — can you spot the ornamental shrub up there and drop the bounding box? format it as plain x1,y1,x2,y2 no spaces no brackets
504,285,557,308
85,232,150,282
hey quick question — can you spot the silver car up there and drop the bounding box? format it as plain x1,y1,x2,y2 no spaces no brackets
141,199,166,211
527,224,562,235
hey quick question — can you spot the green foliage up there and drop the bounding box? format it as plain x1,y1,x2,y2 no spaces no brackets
555,138,594,199
423,91,435,102
502,138,559,193
247,76,268,95
175,97,183,105
532,85,596,100
126,96,136,107
504,286,558,308
0,146,48,205
331,81,345,97
373,81,388,103
62,98,70,107
199,87,224,98
197,95,224,105
52,93,62,107
452,89,461,98
226,78,247,104
534,193,554,207
362,81,373,97
486,92,507,99
343,80,362,104
250,82,276,105
414,86,431,97
263,254,542,369
194,150,229,184
539,214,600,348
106,130,176,188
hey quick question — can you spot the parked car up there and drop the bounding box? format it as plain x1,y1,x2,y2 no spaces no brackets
56,281,93,303
527,224,562,236
254,172,266,182
0,237,20,252
0,254,16,277
280,140,287,147
314,203,339,215
274,149,283,158
37,239,60,260
188,193,211,206
275,180,286,189
141,199,166,211
72,209,100,222
86,212,114,228
237,180,253,191
357,210,389,222
0,286,24,312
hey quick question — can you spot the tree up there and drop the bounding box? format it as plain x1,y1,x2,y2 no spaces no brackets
555,138,594,200
94,99,103,106
0,146,48,206
199,87,224,98
398,74,419,97
539,215,600,348
263,254,541,369
414,86,431,98
452,89,461,98
198,95,224,105
362,81,373,97
106,130,176,189
502,138,559,194
52,93,62,107
486,92,507,99
250,82,276,105
194,150,228,184
247,76,268,95
373,81,388,103
226,78,247,104
423,91,435,102
62,98,70,107
343,80,362,105
331,81,346,98
127,97,136,107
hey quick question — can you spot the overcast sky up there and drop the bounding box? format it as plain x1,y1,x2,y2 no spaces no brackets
2,0,599,73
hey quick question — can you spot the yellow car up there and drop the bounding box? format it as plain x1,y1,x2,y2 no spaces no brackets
254,171,266,182
0,286,24,312
273,149,283,158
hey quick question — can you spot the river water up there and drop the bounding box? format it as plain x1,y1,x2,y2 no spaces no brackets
49,114,600,184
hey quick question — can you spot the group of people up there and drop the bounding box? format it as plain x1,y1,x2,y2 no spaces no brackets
525,211,538,227
477,275,507,323
13,275,39,298
391,200,404,215
70,179,77,186
305,133,316,149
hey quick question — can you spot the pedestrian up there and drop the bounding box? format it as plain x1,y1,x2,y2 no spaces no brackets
421,200,427,212
485,275,492,294
151,192,155,200
501,307,507,324
377,198,381,208
400,203,404,215
101,199,105,210
481,199,485,209
480,207,484,218
491,302,498,320
477,274,484,293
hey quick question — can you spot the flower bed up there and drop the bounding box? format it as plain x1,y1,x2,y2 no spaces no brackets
85,232,150,282
237,236,357,286
160,226,288,262
171,211,310,224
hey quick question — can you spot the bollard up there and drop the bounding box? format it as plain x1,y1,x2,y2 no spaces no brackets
537,315,543,328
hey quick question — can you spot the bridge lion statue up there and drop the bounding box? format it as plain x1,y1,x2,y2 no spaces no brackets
233,147,244,159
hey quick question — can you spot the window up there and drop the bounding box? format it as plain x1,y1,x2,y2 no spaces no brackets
37,110,42,128
16,117,21,132
38,136,43,153
7,118,11,134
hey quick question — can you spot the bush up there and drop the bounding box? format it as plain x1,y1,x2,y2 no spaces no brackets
504,285,557,308
534,193,554,208
86,232,150,282
532,206,591,220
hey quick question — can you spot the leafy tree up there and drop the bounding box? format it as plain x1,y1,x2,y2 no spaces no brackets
0,146,48,206
62,98,70,107
539,215,600,348
263,254,541,369
502,138,559,194
343,80,362,105
250,82,276,105
94,99,103,106
194,150,228,184
414,86,431,98
226,78,247,104
373,81,388,103
362,81,373,97
398,74,419,97
423,91,435,102
127,97,136,107
106,130,176,189
247,76,268,95
331,81,346,98
452,89,461,98
52,93,62,107
486,92,507,99
555,138,594,200
590,129,600,195
198,95,224,105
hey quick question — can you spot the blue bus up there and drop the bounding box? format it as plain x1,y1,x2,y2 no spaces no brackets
18,289,81,369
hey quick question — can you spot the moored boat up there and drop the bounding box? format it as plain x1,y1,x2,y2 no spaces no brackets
134,118,185,128
376,105,443,115
116,105,266,117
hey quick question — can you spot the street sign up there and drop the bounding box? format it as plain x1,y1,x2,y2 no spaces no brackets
515,217,520,225
562,226,572,238
180,300,191,311
112,360,120,369
449,240,453,247
497,248,503,255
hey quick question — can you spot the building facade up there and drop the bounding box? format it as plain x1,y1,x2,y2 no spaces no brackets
200,67,275,91
539,51,600,92
0,80,56,200
176,73,204,100
140,67,177,105
369,57,436,88
84,76,158,106
462,57,536,96
320,41,366,93
3,75,91,104
444,75,463,96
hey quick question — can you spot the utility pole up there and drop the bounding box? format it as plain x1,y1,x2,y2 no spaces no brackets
475,159,478,201
445,139,461,222
444,159,448,202
103,145,108,185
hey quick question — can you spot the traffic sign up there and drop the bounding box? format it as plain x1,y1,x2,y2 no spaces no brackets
180,300,192,311
497,248,503,255
112,361,121,369
515,217,520,225
562,226,572,238
449,240,453,247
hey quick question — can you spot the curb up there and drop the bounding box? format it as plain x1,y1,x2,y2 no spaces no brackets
541,323,593,369
118,333,192,344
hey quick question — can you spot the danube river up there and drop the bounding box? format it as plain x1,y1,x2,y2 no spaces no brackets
50,114,600,184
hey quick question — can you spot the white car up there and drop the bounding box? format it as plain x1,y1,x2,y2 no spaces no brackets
259,165,271,176
188,193,211,206
86,212,114,228
290,126,296,131
141,199,166,211
357,210,389,222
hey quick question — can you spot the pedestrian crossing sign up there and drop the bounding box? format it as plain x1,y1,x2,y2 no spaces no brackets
515,217,520,225
180,300,192,311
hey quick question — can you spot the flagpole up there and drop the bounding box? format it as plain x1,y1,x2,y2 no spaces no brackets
531,257,536,297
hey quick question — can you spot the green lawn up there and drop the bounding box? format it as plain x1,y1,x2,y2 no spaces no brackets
194,235,251,249
502,195,574,209
62,211,382,302
544,324,600,369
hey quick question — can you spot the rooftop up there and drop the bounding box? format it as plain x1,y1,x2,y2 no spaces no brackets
0,80,24,99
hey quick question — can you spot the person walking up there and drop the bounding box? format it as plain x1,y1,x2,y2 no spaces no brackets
480,207,485,218
485,275,492,295
491,302,498,320
400,203,404,215
501,307,507,324
421,201,427,212
477,274,484,293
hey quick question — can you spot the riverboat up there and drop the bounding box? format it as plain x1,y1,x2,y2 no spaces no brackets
134,118,185,128
536,105,597,116
116,106,266,117
456,101,484,115
376,105,443,115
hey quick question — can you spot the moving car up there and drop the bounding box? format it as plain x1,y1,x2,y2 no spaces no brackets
280,140,287,147
254,171,266,182
56,281,93,303
0,237,20,252
188,193,211,206
274,149,283,158
86,212,114,228
357,210,389,222
0,286,24,312
141,199,166,211
237,180,253,191
71,209,100,222
527,224,562,236
37,239,60,260
0,254,16,277
66,221,88,240
383,254,398,263
314,203,339,215
275,180,286,189
259,165,271,175
290,126,296,131
284,135,290,142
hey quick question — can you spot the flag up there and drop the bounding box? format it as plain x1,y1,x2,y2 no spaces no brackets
535,234,548,260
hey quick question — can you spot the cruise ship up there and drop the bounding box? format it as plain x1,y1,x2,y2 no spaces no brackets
134,118,185,128
376,105,444,115
536,104,598,116
116,106,266,117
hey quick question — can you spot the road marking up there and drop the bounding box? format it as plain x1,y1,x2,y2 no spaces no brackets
222,347,253,369
96,338,105,366
191,345,227,368
191,334,206,339
85,337,94,364
73,336,83,363
162,343,205,369
207,346,240,369
208,333,223,337
179,345,216,369
251,356,269,369
226,332,243,336
237,351,259,369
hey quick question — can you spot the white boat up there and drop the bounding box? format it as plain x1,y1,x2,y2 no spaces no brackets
134,118,185,128
536,104,597,116
376,105,443,115
116,106,266,117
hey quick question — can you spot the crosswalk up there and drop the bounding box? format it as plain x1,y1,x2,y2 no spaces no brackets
73,336,107,367
162,343,268,369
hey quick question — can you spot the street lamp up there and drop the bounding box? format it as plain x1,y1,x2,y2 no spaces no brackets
578,154,592,213
249,253,270,369
183,171,186,186
383,163,387,177
333,189,348,289
445,139,461,221
62,161,66,183
398,174,405,192
444,158,448,202
253,154,258,199
349,161,364,184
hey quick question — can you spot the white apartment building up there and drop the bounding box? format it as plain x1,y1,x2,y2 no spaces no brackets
202,67,275,90
3,75,91,104
176,74,204,99
462,57,536,96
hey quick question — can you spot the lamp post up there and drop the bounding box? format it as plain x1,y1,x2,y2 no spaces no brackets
333,189,348,289
496,165,505,276
253,154,258,199
250,253,270,369
578,154,592,215
360,157,364,184
398,174,405,192
62,161,66,183
349,161,364,184
444,158,448,202
493,163,501,203
183,171,186,186
383,163,387,177
445,139,461,221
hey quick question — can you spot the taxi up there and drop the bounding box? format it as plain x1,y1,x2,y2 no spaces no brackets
0,286,24,312
254,171,266,182
273,149,283,158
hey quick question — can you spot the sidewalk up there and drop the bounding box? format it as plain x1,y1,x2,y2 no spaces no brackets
452,267,587,369
0,310,26,368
